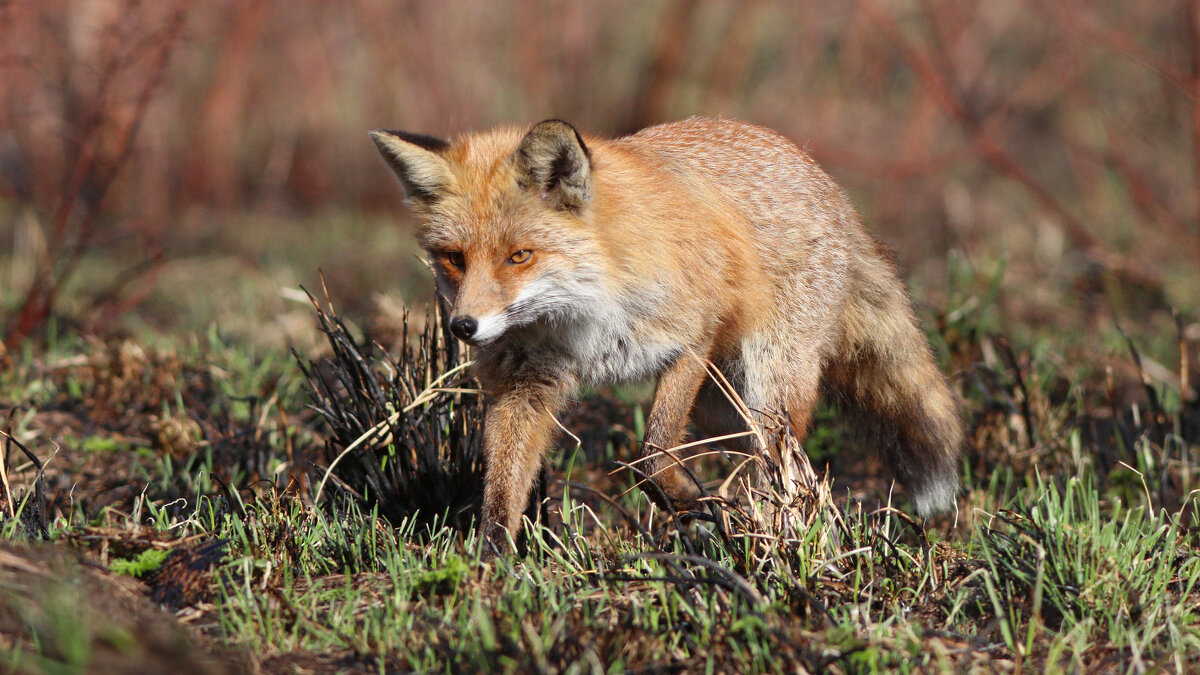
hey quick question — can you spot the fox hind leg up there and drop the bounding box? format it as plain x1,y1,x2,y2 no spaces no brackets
692,339,824,495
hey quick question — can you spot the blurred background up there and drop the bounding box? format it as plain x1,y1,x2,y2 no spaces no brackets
1,0,1197,360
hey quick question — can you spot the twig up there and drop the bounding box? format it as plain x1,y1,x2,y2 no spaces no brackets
0,429,15,519
1177,310,1193,403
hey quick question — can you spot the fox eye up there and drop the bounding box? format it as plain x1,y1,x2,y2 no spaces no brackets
508,249,532,265
445,251,465,269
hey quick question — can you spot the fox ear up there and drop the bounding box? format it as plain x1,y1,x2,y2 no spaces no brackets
369,129,454,208
513,119,591,212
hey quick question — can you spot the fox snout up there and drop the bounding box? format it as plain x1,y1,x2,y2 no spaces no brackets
450,316,478,342
449,312,509,345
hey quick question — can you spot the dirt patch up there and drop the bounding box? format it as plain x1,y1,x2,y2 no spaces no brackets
0,541,246,674
3,338,317,522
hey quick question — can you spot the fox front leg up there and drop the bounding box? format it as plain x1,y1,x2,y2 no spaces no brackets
478,379,570,561
639,350,711,512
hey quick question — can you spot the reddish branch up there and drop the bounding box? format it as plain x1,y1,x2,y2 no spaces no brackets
3,5,186,350
1191,0,1200,234
1050,1,1193,99
859,0,1166,291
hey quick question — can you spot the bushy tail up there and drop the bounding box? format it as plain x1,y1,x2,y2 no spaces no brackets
828,246,964,516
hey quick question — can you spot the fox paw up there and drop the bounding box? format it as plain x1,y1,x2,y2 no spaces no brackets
645,479,704,514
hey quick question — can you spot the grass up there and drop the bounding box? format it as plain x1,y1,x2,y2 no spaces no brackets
975,475,1200,670
0,264,1197,673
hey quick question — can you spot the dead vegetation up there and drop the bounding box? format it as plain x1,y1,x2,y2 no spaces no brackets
296,290,489,533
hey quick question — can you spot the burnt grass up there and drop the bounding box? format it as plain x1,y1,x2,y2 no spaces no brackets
0,296,1198,673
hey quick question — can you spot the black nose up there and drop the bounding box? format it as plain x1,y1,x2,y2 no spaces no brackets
450,316,478,341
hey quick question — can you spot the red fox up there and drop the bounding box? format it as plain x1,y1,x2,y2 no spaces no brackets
370,118,964,558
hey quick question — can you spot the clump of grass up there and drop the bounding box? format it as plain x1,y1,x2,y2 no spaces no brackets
1,333,303,523
296,289,488,533
974,474,1200,670
0,427,48,540
108,547,170,578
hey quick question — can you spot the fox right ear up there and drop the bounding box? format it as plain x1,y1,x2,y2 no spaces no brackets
513,120,591,212
369,129,455,208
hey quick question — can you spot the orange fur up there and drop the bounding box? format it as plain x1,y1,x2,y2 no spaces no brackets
370,118,965,559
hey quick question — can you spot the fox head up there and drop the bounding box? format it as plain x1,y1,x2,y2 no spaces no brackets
370,120,601,346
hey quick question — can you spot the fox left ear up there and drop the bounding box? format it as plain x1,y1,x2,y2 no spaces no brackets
513,119,591,212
